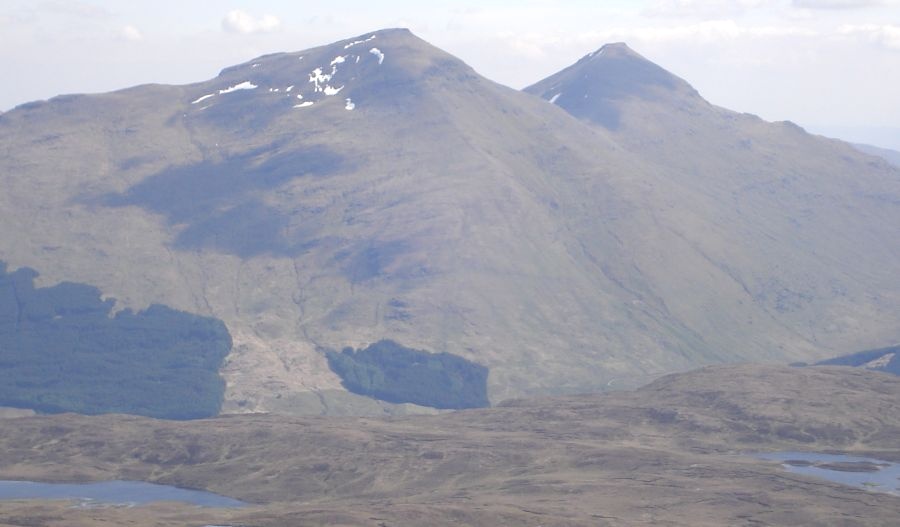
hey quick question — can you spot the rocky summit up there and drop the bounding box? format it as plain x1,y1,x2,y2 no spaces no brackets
0,29,899,415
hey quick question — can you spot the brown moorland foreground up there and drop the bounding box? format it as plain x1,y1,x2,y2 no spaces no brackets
0,364,898,526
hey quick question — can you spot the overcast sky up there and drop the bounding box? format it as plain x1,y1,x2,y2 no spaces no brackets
2,0,898,148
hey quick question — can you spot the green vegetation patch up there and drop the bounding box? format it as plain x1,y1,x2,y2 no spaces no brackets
326,340,489,409
0,262,231,419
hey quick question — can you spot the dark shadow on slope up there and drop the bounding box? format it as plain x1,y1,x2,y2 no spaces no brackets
101,144,349,257
335,240,414,284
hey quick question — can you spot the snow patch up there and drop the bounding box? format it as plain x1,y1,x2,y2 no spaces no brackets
286,85,294,92
251,63,260,68
309,68,332,93
323,85,344,96
293,101,314,108
218,81,258,94
331,55,346,65
191,93,215,104
549,93,562,104
344,34,376,49
369,47,385,64
345,98,355,110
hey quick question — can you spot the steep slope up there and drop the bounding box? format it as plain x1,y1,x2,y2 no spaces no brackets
1,31,898,415
526,43,900,371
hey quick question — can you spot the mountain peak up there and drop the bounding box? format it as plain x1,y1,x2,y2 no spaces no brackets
591,42,641,59
185,28,474,120
524,42,701,129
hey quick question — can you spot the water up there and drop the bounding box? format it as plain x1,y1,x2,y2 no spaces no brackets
0,480,245,507
758,452,900,495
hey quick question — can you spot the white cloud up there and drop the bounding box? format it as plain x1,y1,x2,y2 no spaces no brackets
793,0,885,9
39,0,111,19
838,24,900,48
221,9,281,35
645,0,774,18
581,20,818,44
120,25,143,42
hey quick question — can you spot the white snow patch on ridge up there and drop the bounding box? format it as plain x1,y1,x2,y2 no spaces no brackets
219,81,258,94
323,85,344,95
370,47,385,64
294,101,314,108
191,93,215,104
191,81,257,104
345,98,355,110
331,55,346,65
344,34,376,49
549,93,562,104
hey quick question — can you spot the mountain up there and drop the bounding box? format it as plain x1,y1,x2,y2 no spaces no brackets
2,365,899,525
853,142,900,168
525,43,900,367
1,30,899,416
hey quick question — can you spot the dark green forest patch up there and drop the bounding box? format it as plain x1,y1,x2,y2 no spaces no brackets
0,262,231,419
326,340,489,409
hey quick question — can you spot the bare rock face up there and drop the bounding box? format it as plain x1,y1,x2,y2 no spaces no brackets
1,29,899,414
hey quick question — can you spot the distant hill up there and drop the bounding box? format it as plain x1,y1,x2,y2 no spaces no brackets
852,143,900,168
0,30,899,415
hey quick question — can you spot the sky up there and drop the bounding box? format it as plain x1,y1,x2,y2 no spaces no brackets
1,0,898,149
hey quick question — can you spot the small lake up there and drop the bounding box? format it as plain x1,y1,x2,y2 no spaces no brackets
757,452,900,495
0,480,245,507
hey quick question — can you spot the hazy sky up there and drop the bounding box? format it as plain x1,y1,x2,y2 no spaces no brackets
2,0,898,148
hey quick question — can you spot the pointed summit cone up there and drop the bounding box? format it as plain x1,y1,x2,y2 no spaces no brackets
525,43,706,130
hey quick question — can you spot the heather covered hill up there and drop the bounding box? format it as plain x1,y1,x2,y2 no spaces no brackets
1,365,898,526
